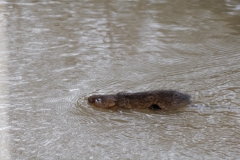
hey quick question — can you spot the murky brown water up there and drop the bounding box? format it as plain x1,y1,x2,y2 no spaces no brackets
0,0,240,159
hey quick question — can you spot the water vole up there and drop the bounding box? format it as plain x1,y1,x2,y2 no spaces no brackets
88,90,191,111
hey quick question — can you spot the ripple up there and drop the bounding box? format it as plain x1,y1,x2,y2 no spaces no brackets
6,0,240,159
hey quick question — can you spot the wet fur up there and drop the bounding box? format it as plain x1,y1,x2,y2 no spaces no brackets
88,90,191,111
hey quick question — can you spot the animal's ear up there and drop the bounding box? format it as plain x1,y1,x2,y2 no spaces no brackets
108,97,117,107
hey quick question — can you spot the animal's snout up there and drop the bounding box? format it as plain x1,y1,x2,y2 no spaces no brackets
87,97,94,104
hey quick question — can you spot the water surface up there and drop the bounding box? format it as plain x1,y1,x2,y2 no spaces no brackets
1,0,240,159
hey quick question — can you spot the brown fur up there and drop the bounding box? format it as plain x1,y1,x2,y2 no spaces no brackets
88,90,191,111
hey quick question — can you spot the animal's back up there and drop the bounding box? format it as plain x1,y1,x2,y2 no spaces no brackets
115,90,191,110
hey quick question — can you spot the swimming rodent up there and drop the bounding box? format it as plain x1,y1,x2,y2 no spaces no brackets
88,90,191,111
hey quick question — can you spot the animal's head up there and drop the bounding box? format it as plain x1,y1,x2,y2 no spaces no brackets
88,95,117,109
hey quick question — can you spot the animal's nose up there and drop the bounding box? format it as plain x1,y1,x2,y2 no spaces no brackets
88,97,94,103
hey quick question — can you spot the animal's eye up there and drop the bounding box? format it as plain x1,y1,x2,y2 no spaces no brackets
95,98,101,103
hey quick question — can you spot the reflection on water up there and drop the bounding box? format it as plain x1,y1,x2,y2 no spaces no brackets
2,0,240,159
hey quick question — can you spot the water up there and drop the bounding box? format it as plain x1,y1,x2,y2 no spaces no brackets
1,0,240,159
